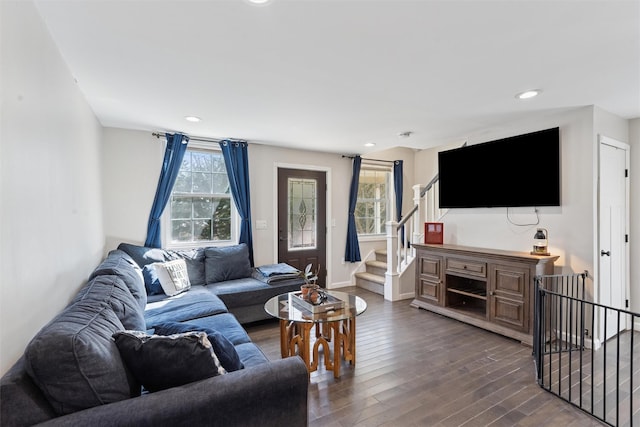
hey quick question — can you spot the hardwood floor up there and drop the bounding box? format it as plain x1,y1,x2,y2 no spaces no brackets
538,330,640,427
246,287,605,426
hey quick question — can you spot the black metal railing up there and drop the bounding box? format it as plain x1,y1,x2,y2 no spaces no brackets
534,272,639,426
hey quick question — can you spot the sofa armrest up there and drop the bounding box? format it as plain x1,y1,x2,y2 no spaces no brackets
36,357,309,427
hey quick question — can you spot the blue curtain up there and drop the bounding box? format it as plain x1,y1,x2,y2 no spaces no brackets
394,160,405,245
144,133,189,248
345,155,362,262
220,140,254,266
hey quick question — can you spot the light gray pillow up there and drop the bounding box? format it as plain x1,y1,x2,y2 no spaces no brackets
150,259,191,296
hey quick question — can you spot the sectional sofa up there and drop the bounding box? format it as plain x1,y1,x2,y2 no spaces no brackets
0,243,309,426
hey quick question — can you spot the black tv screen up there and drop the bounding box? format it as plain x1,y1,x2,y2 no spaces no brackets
438,127,560,208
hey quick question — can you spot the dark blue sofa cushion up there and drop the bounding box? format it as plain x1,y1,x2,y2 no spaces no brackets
24,302,139,415
117,243,171,268
204,244,252,284
90,249,146,310
113,331,225,393
234,343,270,368
73,275,146,331
206,277,304,309
180,313,251,346
144,287,228,329
154,321,244,372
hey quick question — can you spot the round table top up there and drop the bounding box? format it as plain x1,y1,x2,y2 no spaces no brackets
264,290,367,323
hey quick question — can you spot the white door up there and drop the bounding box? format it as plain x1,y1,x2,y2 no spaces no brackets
598,136,629,341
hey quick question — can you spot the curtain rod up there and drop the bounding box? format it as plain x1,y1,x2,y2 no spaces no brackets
152,132,246,144
341,155,396,164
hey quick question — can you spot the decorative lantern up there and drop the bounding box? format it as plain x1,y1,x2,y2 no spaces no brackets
531,228,549,256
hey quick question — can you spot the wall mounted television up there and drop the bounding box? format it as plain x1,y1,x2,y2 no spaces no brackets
438,127,560,208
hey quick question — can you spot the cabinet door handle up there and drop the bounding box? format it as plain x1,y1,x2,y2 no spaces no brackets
489,291,495,296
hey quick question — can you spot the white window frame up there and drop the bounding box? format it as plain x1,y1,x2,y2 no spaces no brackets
355,162,392,241
162,140,239,250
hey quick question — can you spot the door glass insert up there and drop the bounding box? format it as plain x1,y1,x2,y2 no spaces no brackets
288,177,317,250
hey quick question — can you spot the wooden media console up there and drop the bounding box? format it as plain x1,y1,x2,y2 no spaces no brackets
411,244,558,345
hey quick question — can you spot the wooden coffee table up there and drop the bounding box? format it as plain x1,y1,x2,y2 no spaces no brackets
264,291,367,378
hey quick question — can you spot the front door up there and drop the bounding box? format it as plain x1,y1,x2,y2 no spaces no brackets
277,168,327,287
598,136,629,341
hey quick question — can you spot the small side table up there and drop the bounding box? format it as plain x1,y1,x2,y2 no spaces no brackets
264,291,367,378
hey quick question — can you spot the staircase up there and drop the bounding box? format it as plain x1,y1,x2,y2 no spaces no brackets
352,168,449,301
354,250,387,295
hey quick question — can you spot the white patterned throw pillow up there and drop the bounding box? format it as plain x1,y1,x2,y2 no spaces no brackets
151,259,191,296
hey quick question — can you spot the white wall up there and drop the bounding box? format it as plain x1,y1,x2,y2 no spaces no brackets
101,133,419,288
414,107,596,277
102,128,163,250
0,1,105,375
246,144,352,285
102,132,356,285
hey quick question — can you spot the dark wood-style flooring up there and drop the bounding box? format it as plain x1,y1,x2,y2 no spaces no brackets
246,287,605,427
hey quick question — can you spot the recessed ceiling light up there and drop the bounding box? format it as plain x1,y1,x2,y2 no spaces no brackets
247,0,271,4
184,116,201,122
516,89,542,100
364,142,376,147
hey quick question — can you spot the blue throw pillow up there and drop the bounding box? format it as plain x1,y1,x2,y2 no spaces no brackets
154,321,244,372
204,244,252,284
142,264,164,295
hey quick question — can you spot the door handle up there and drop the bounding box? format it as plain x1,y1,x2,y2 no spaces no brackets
279,237,287,241
601,250,611,257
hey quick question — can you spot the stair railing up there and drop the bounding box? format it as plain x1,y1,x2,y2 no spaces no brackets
387,176,443,271
383,170,444,301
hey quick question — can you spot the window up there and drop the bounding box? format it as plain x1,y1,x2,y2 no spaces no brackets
166,146,236,247
354,166,391,236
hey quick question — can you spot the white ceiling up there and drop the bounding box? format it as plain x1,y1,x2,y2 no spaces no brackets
34,0,639,154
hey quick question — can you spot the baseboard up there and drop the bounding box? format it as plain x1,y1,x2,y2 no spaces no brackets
327,281,352,290
553,328,598,350
395,291,415,301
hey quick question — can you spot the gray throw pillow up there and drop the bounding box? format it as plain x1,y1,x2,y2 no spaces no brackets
24,302,139,415
204,244,252,284
170,248,206,286
112,331,226,392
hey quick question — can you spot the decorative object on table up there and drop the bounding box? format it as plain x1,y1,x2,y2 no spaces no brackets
300,283,319,299
291,291,344,313
531,228,550,255
299,263,321,300
299,263,319,285
424,222,444,244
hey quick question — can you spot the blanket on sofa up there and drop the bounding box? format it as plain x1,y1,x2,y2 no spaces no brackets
254,263,300,283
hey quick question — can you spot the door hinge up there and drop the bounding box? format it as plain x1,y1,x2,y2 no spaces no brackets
625,169,629,178
626,299,629,308
626,234,629,243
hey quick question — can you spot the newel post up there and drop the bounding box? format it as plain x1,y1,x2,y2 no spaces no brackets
385,220,399,301
412,184,423,249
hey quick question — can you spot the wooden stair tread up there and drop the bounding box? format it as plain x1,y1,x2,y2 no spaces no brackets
355,271,385,284
365,260,387,268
